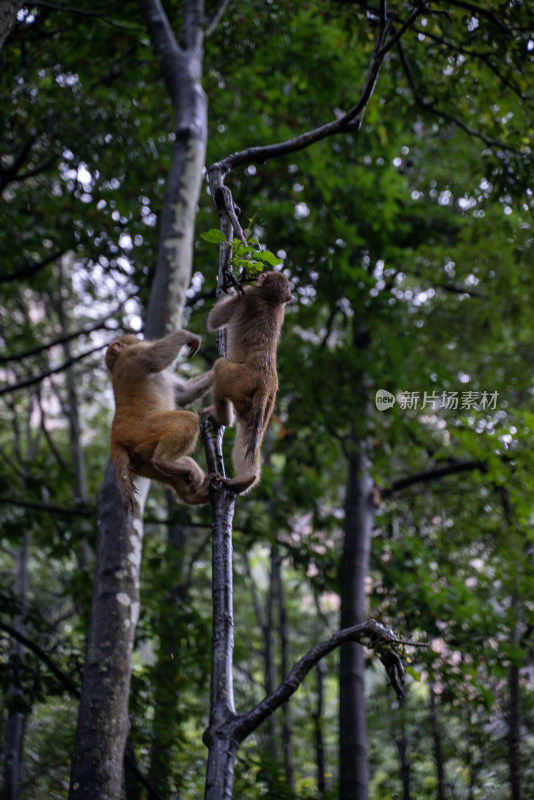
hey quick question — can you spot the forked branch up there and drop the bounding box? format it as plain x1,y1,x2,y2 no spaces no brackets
234,619,410,742
207,3,413,242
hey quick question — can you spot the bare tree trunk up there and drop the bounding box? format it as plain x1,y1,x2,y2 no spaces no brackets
54,260,88,504
272,544,295,793
124,739,142,800
244,548,278,772
429,683,446,800
0,0,20,52
53,259,92,570
148,503,190,797
508,592,525,800
3,535,29,800
395,702,411,800
203,468,238,800
264,555,278,767
313,662,326,797
69,465,146,800
339,442,374,800
140,0,207,337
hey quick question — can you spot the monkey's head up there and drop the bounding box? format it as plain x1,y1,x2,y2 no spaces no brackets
105,334,141,372
256,271,294,304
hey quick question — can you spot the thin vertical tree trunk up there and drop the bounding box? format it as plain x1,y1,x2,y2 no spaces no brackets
429,683,446,800
3,535,29,800
501,494,524,800
244,548,278,771
313,662,326,797
271,544,295,793
55,261,88,504
202,212,239,800
0,0,20,52
395,702,411,800
148,505,189,796
508,592,525,800
339,443,374,800
264,556,278,768
202,475,237,800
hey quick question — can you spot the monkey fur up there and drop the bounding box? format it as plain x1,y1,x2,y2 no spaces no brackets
207,271,293,494
105,330,215,511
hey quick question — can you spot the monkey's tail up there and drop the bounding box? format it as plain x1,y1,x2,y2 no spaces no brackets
111,443,137,511
245,393,270,462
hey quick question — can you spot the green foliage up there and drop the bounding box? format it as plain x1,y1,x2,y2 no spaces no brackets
200,228,283,276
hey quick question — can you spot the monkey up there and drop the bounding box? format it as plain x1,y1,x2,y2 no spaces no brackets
206,271,293,494
105,330,216,511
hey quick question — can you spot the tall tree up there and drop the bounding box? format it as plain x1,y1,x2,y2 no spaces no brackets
69,1,208,797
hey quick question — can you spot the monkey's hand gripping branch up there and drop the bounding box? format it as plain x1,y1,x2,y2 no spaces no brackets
202,414,226,482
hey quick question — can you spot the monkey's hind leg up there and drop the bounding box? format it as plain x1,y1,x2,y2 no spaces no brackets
152,456,216,506
223,422,261,494
147,410,201,463
128,410,214,506
210,358,247,427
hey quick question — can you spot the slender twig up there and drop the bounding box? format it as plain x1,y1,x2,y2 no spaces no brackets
0,343,108,396
412,28,530,101
0,319,120,364
398,39,533,165
382,459,488,499
435,0,510,34
204,0,231,37
30,0,140,30
0,497,93,516
0,619,81,697
0,249,68,285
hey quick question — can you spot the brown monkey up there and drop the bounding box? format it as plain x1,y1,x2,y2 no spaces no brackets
207,271,293,493
105,330,215,511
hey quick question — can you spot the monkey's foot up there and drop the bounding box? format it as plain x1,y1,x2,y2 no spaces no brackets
182,473,223,505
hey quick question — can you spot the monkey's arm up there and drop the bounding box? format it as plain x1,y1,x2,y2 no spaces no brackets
207,294,241,330
142,330,201,372
174,369,214,407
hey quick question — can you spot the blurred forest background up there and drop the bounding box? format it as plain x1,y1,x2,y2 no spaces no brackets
1,1,533,798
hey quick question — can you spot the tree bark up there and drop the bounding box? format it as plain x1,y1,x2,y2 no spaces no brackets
202,477,237,800
395,704,411,800
140,0,207,337
272,544,295,793
508,595,525,800
69,465,145,800
148,506,190,796
429,683,447,800
0,0,20,52
313,662,326,797
3,534,29,800
339,443,374,800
